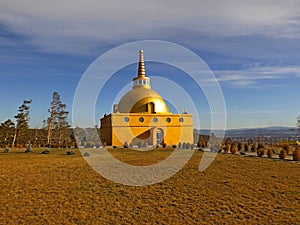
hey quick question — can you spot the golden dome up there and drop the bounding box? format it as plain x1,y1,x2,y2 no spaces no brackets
118,49,169,114
118,88,169,113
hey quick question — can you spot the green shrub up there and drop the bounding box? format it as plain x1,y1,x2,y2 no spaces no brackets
257,148,265,157
223,143,230,153
237,142,243,152
279,149,287,160
257,143,265,149
267,149,274,158
230,143,238,154
218,145,223,153
292,147,300,161
244,143,249,152
282,144,290,154
251,144,257,152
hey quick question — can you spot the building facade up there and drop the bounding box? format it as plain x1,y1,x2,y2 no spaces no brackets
100,50,194,147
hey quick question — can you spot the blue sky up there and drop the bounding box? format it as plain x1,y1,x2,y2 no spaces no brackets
1,0,300,129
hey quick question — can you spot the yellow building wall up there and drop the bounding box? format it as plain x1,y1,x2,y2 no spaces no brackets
100,113,194,147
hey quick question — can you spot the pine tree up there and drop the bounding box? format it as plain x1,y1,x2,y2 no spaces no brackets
45,92,70,148
57,102,70,148
12,100,32,148
0,119,15,147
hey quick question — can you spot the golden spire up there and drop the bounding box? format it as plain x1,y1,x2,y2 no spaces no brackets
137,49,146,77
132,49,150,89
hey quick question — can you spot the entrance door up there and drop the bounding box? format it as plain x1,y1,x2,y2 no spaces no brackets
156,130,163,145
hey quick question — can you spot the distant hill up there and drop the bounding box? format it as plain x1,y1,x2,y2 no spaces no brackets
199,126,300,139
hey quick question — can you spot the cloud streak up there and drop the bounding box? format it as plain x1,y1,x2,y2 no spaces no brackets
1,0,300,55
210,65,300,87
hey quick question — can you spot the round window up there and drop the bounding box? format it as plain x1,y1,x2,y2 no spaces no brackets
124,117,129,122
139,117,144,122
166,118,171,123
153,117,158,122
179,118,184,122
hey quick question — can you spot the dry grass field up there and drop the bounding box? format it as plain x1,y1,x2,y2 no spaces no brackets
0,148,299,225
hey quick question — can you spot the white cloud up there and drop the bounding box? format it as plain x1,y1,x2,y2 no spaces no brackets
210,65,300,87
230,109,284,114
1,0,300,54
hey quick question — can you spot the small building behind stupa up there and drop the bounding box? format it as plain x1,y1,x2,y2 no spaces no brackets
100,50,194,147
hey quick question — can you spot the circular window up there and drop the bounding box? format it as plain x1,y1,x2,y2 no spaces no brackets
124,117,129,122
179,118,184,122
139,117,144,122
153,117,158,122
166,118,171,123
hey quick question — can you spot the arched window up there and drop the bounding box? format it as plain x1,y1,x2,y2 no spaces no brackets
147,102,155,113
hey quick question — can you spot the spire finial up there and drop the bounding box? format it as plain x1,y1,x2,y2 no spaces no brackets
138,49,146,77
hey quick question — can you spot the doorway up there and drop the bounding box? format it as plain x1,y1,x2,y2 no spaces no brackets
155,129,163,145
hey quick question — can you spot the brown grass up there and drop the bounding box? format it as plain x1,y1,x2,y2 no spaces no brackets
0,148,300,225
107,147,174,166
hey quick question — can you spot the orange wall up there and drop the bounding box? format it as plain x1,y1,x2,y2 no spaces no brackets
100,113,194,146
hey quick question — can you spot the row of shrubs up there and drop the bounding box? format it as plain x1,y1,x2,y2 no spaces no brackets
121,141,195,150
257,147,300,161
219,142,300,161
220,142,276,153
1,147,75,155
219,142,293,153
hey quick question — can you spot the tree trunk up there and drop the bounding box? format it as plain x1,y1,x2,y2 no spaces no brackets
11,129,18,149
46,121,52,146
46,102,55,147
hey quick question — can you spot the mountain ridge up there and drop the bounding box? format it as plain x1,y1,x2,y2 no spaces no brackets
199,126,300,138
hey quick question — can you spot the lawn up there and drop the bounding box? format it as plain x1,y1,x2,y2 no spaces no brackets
0,148,299,225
